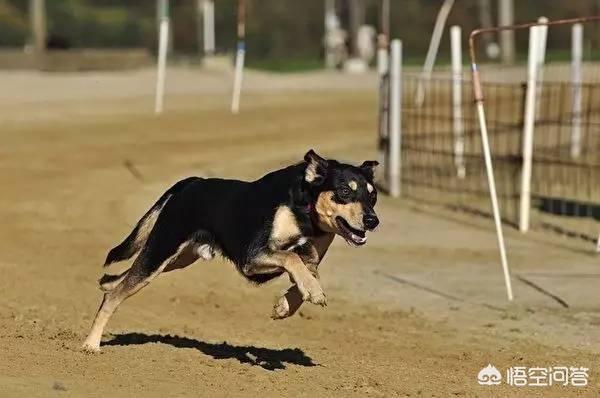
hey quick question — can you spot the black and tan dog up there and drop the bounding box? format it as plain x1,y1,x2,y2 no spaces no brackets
82,150,379,352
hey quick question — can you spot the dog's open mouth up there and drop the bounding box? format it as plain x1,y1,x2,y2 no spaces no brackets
335,216,367,246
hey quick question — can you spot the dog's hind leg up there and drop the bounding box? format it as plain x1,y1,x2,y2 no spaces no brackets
82,239,198,353
98,240,213,294
104,177,200,267
99,269,129,292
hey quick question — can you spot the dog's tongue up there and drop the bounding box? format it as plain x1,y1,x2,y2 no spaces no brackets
350,234,367,245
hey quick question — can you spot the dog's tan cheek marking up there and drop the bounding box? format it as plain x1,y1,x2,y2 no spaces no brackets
270,206,302,250
349,181,358,191
315,191,338,231
367,183,374,193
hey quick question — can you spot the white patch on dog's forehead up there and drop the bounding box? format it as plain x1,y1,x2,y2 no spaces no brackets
367,183,374,193
348,181,358,191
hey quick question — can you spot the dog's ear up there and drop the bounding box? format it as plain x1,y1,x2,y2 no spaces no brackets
360,160,379,180
304,149,328,185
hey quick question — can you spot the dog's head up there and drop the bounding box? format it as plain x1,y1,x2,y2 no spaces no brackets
304,149,379,246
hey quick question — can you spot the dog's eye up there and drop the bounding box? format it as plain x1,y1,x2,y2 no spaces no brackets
339,187,351,197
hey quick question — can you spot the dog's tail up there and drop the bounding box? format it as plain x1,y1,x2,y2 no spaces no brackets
103,177,198,267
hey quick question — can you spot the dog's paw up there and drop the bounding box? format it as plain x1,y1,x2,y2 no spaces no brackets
81,342,101,354
298,279,327,307
272,296,291,320
308,289,327,306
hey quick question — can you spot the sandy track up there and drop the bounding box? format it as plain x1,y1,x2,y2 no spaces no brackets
0,70,598,397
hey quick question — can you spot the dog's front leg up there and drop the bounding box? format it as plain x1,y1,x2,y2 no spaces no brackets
245,251,326,306
272,251,319,319
272,284,304,319
272,234,334,319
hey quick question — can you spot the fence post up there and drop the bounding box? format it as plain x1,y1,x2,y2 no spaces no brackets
324,0,336,68
155,0,170,114
377,36,389,183
377,38,389,76
571,23,583,159
389,40,402,198
450,25,465,179
519,26,541,233
201,0,215,55
498,0,515,64
30,0,46,62
535,17,548,119
231,0,246,114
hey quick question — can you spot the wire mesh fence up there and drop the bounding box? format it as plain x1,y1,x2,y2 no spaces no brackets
401,74,523,225
530,80,600,243
399,73,600,247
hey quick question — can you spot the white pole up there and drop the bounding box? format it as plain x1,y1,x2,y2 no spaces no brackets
324,0,336,68
571,23,583,159
231,0,246,114
498,0,515,64
231,45,245,114
202,0,215,55
450,25,465,179
475,100,514,301
535,17,548,119
155,4,170,114
415,0,455,106
377,41,389,76
30,0,46,57
519,26,541,233
376,38,389,180
389,40,402,198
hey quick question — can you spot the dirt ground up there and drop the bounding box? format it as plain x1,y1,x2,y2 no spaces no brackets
0,68,599,397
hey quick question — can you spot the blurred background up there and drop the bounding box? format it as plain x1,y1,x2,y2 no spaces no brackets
2,0,600,71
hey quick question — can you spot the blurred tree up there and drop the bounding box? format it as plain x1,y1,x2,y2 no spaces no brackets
0,1,28,46
0,0,599,67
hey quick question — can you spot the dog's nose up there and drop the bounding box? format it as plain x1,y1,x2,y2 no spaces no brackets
363,214,379,230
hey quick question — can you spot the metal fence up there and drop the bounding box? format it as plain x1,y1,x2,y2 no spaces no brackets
530,81,600,244
399,73,600,247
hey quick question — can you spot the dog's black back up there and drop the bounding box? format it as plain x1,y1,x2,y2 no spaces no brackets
107,163,314,284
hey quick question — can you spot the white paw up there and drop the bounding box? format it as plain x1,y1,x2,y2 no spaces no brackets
81,342,101,353
272,296,291,319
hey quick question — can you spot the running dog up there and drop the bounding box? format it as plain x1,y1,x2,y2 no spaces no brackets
82,150,379,352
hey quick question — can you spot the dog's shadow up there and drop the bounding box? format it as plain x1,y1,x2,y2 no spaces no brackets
103,333,316,371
